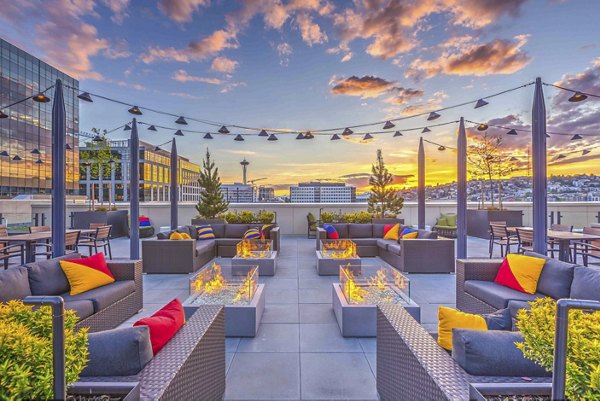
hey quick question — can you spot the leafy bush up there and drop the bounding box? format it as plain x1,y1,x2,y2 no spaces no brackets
94,206,108,212
320,211,335,223
343,212,357,223
354,211,373,223
256,210,275,224
0,300,89,401
222,211,240,224
516,297,600,400
238,210,255,224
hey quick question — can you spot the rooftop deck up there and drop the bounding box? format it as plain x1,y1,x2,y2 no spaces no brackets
101,235,494,401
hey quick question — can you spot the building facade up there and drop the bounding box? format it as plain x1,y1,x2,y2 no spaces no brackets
79,137,201,203
257,186,275,202
0,39,80,198
290,182,356,203
222,183,254,203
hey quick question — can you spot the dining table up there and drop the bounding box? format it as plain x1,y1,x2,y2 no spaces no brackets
508,227,600,262
0,229,96,263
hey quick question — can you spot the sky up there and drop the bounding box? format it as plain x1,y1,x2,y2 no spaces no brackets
1,0,600,194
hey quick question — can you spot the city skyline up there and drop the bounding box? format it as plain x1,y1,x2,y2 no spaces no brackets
1,0,599,191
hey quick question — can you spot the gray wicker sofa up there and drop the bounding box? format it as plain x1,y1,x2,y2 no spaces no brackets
377,305,550,401
78,305,225,401
0,253,143,333
142,223,280,274
317,223,455,273
456,253,600,315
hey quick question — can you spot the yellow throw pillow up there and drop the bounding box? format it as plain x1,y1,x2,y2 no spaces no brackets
494,254,546,294
180,232,191,239
169,232,183,240
437,306,487,351
402,231,418,239
60,260,115,296
383,224,400,240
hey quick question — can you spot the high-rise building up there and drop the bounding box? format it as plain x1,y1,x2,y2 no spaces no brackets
290,182,356,203
221,183,254,203
257,186,275,202
0,39,80,198
79,137,201,203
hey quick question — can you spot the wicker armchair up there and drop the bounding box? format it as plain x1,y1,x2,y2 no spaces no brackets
456,258,503,314
377,305,549,401
78,305,225,401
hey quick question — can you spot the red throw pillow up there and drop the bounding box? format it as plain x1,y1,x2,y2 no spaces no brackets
494,254,546,294
383,224,395,237
66,252,114,280
134,299,185,354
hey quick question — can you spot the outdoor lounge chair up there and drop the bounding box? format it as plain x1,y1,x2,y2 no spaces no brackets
307,212,317,238
572,226,600,266
432,213,457,238
0,226,25,269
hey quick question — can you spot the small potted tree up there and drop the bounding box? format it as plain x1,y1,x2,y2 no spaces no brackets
192,149,229,225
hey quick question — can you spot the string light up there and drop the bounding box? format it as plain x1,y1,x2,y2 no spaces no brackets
147,125,157,131
175,116,188,125
582,149,591,155
506,129,518,136
383,121,395,129
174,130,184,136
0,151,8,156
77,92,93,102
35,159,44,165
342,128,353,135
204,133,213,139
304,132,315,139
363,133,373,140
259,129,269,137
218,126,230,134
571,134,583,140
12,155,22,161
394,131,403,137
477,123,488,131
234,134,244,141
422,127,431,133
474,99,489,109
66,143,72,150
30,149,40,155
331,134,341,140
568,92,587,102
92,134,104,142
438,146,446,151
0,111,7,119
267,134,278,141
427,112,440,121
123,125,132,131
128,105,142,115
32,93,50,103
296,133,305,139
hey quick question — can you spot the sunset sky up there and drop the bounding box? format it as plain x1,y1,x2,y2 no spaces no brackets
1,0,599,193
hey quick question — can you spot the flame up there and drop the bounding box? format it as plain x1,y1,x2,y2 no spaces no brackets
237,240,271,258
233,270,256,302
341,266,407,304
322,240,357,259
193,263,226,294
368,268,387,291
341,265,365,303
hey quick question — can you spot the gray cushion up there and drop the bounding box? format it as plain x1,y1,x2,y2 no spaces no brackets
225,224,249,239
352,238,378,246
387,243,401,255
176,226,191,236
61,280,136,313
186,225,198,239
331,224,349,239
211,224,225,238
570,266,600,301
156,232,169,240
464,280,542,310
376,239,396,251
372,224,386,238
195,239,216,254
417,229,437,239
215,238,241,247
25,253,80,296
0,266,31,302
452,329,550,377
82,326,153,377
65,300,95,320
348,224,372,238
483,308,512,331
524,252,575,299
508,300,533,323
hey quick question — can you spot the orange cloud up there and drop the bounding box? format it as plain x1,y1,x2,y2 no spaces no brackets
295,13,328,46
331,75,394,98
211,56,239,73
102,0,130,23
158,0,209,23
172,69,223,85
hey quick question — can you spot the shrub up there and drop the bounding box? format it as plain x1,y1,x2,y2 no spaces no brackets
343,212,357,223
0,300,89,400
256,210,275,224
222,211,239,224
354,211,373,223
320,211,335,223
238,210,255,224
516,297,600,400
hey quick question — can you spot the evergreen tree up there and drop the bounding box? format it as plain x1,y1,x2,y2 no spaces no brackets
367,149,404,218
196,149,229,218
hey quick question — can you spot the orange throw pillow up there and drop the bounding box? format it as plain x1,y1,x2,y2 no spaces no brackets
383,224,400,240
494,254,546,294
60,253,115,296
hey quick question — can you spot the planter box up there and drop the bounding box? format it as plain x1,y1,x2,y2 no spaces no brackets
371,218,405,225
72,210,129,238
467,209,523,239
69,382,140,401
191,218,226,225
469,383,552,401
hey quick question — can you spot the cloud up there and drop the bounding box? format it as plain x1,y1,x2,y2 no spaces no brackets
169,92,202,99
172,69,223,84
140,46,190,63
158,0,210,23
103,38,131,59
443,0,527,28
406,35,532,80
385,90,446,117
188,29,239,59
295,13,327,46
275,42,293,66
341,52,353,62
385,87,425,104
331,75,395,98
102,0,130,23
340,172,413,188
211,56,239,73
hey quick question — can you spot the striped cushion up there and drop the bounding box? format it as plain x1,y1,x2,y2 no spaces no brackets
196,225,215,240
244,228,261,239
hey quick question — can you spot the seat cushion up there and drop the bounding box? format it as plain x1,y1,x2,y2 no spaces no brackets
65,300,95,320
352,238,377,247
0,266,31,302
376,239,397,251
524,252,575,299
225,224,249,239
82,326,153,377
452,330,551,377
25,253,80,296
348,224,372,238
195,239,216,253
211,224,226,238
372,224,386,238
185,225,198,239
507,300,533,322
156,232,169,240
416,229,437,239
215,238,241,247
464,280,542,310
387,243,401,255
570,266,600,301
331,224,349,239
61,280,136,313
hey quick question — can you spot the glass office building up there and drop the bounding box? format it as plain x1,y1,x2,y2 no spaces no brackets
0,39,79,198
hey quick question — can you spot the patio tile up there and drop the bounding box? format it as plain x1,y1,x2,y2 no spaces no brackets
365,353,376,377
237,323,300,352
299,304,336,324
226,352,235,374
300,353,377,400
359,338,376,353
140,289,188,305
261,304,300,324
300,323,362,352
264,287,299,304
299,288,332,304
225,353,300,400
226,337,240,353
299,277,336,289
274,267,299,278
143,274,189,290
264,278,299,289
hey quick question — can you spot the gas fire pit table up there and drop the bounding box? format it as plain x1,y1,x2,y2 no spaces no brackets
316,239,361,275
183,261,265,337
232,239,278,276
333,264,420,337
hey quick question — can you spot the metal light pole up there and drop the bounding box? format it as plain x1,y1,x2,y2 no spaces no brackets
456,117,467,258
51,79,66,257
170,138,178,230
129,119,140,259
532,77,547,253
417,137,425,229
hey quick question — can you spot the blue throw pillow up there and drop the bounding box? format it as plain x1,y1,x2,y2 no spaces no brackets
196,225,215,240
323,224,339,239
244,228,261,239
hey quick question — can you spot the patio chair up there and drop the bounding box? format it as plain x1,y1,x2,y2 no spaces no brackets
515,228,534,254
548,224,573,259
79,225,113,259
432,213,457,238
29,225,51,233
0,226,24,269
488,223,517,257
572,227,600,266
30,230,82,259
307,212,317,238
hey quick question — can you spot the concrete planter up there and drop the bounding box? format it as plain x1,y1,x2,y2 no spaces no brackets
332,283,420,337
72,210,129,238
466,209,523,239
469,383,551,401
69,382,140,401
371,218,405,225
191,218,226,225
